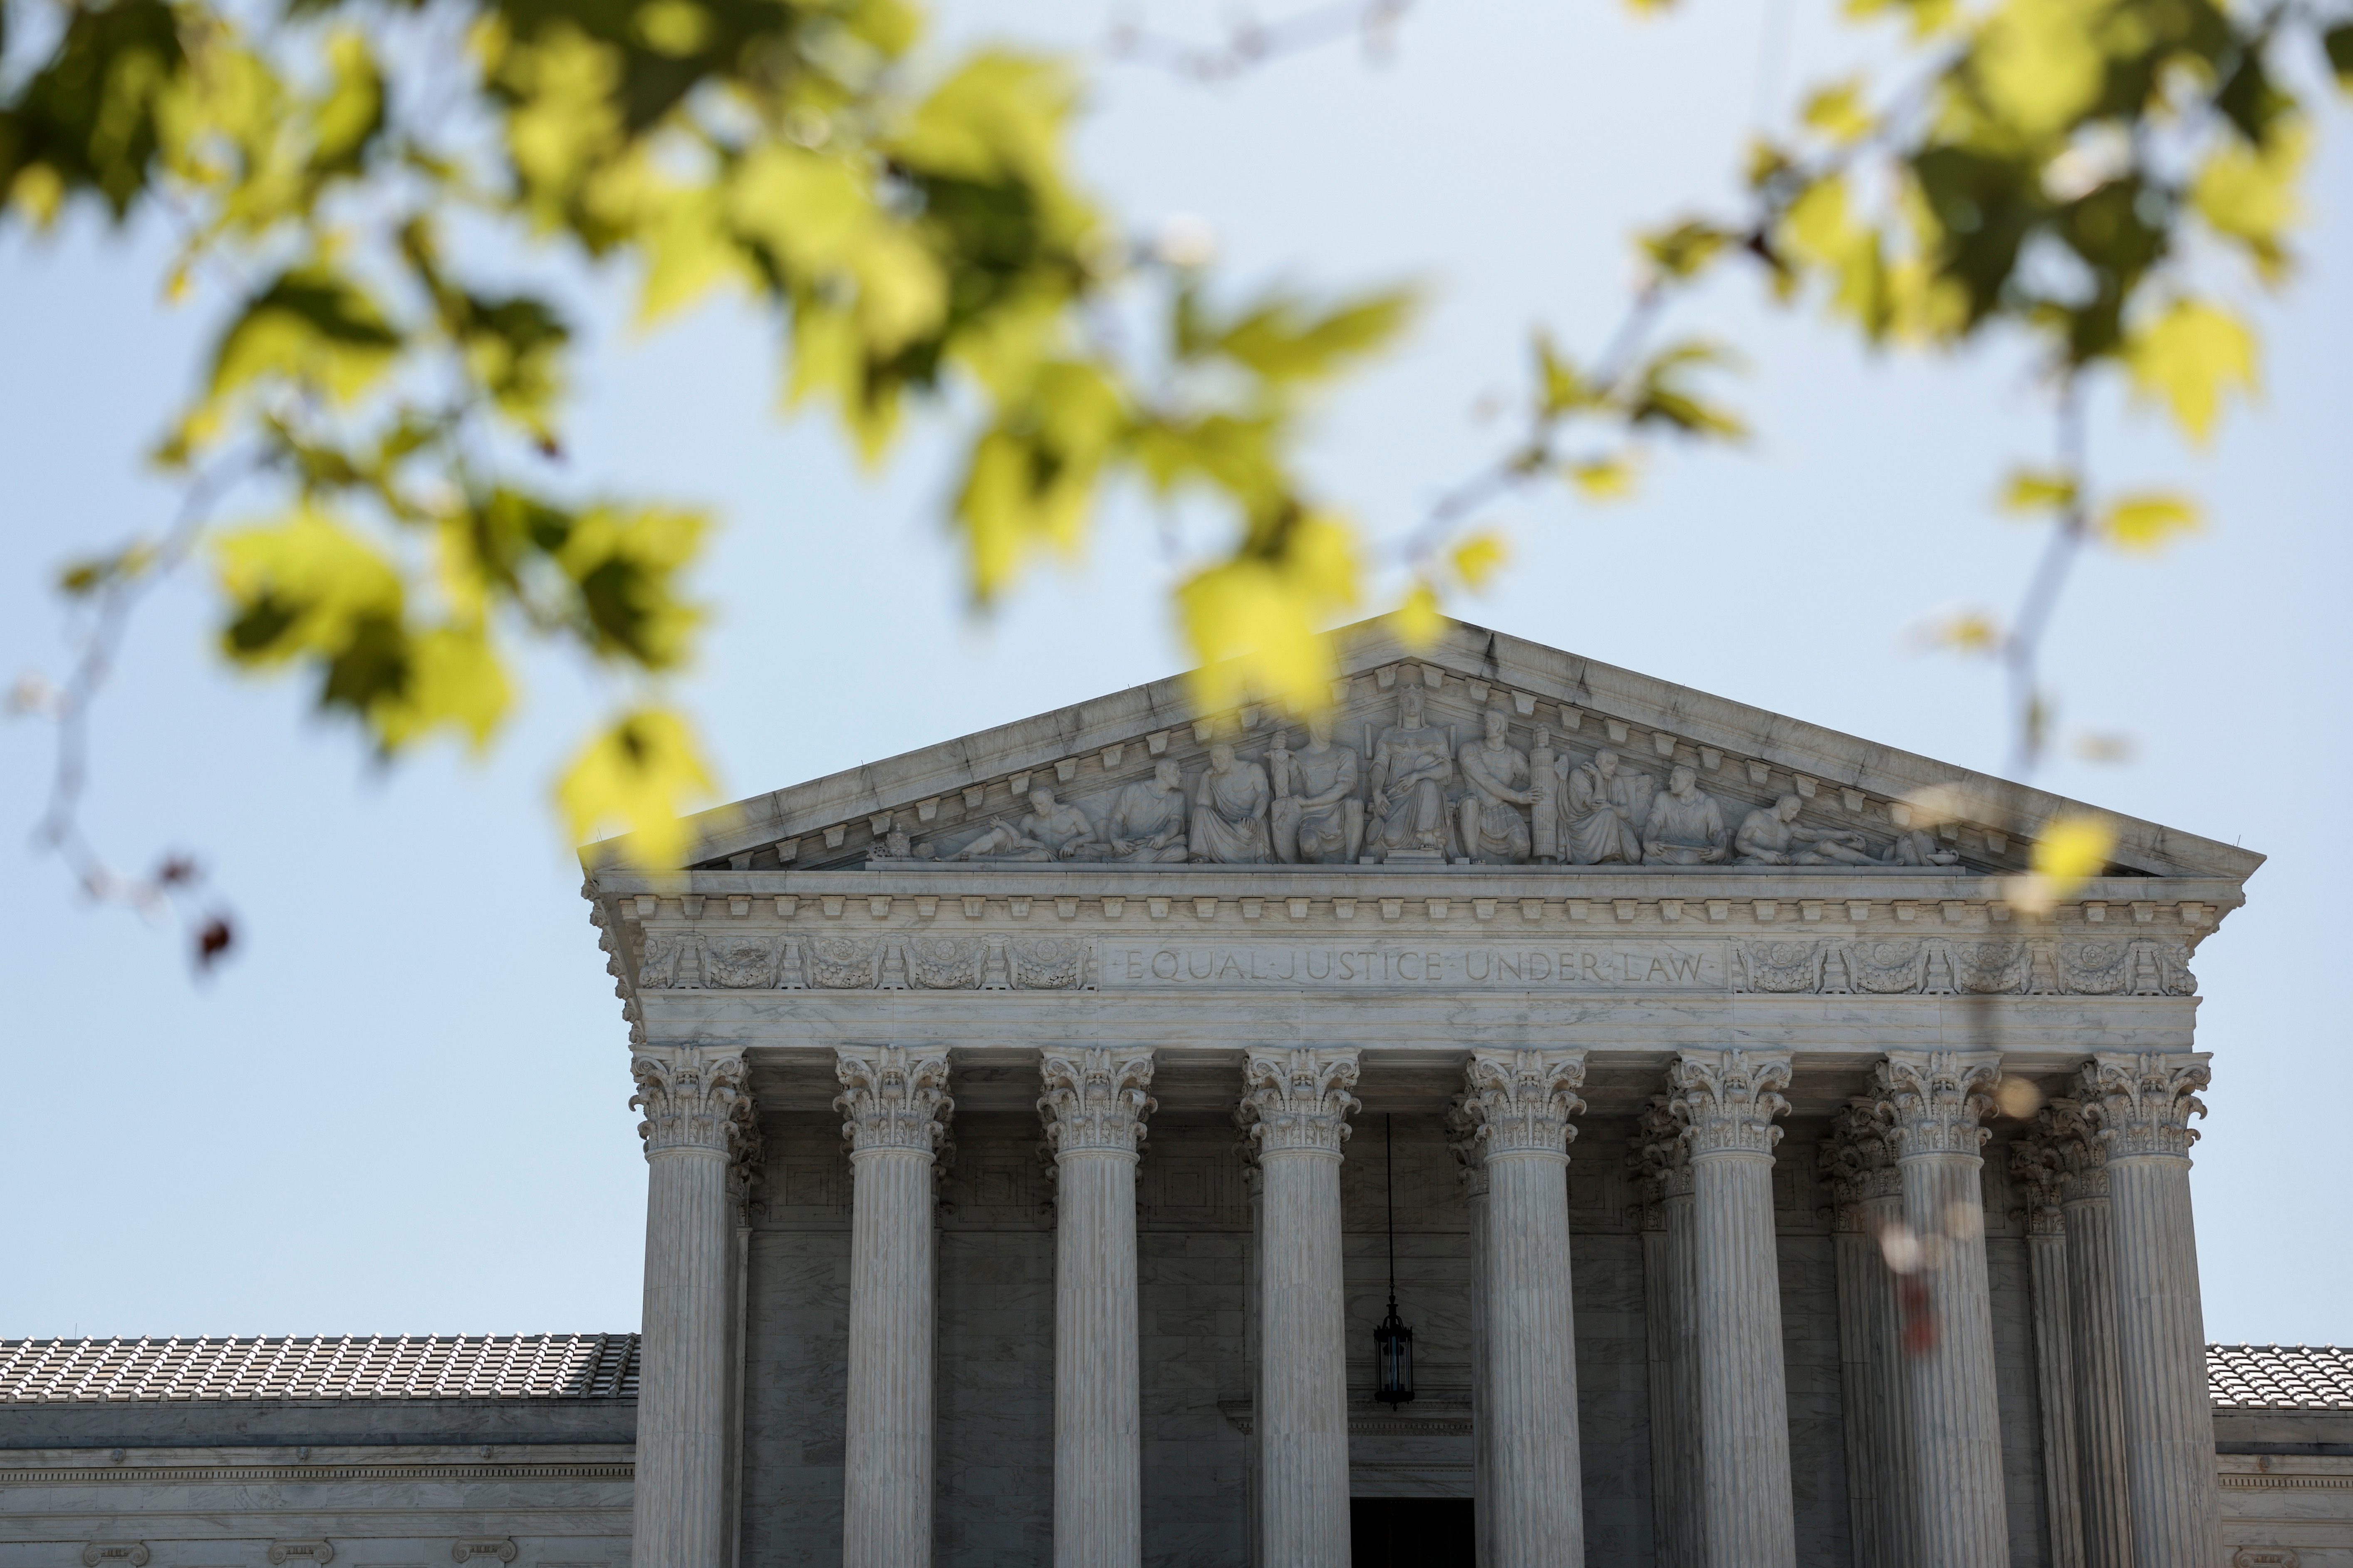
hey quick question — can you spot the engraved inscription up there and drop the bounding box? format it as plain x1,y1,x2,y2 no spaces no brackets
1095,940,1726,991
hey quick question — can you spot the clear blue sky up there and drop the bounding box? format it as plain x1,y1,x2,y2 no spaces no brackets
3,0,2346,1343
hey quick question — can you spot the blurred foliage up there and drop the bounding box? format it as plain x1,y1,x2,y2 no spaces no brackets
5,0,2345,873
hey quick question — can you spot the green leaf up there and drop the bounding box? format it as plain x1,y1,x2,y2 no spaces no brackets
208,266,404,406
0,0,185,223
1533,331,1592,414
1639,220,1735,280
557,707,720,870
2326,24,2353,89
2097,491,2202,553
1999,468,2077,513
1215,289,1417,386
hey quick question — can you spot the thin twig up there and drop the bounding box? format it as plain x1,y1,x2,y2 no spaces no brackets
17,450,262,968
2002,378,2088,779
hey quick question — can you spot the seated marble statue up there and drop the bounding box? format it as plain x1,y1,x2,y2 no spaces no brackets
1269,713,1364,865
1456,707,1533,865
1885,827,1962,867
1367,684,1454,858
1560,747,1649,865
1641,764,1731,865
1735,794,1883,866
1189,740,1272,863
949,786,1107,862
1104,760,1190,863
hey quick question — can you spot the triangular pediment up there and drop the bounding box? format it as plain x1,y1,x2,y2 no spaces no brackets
610,618,2260,884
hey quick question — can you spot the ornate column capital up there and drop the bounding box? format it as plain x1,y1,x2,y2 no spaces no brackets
1871,1051,2001,1161
1461,1048,1588,1159
1238,1047,1361,1156
2081,1051,2210,1160
1816,1100,1900,1230
2006,1135,2066,1236
833,1046,953,1156
1445,1097,1491,1199
1625,1094,1689,1228
1038,1048,1157,1159
630,1046,751,1157
1668,1049,1792,1158
2035,1098,2110,1202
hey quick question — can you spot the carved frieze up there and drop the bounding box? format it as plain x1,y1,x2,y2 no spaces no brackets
1729,937,2192,998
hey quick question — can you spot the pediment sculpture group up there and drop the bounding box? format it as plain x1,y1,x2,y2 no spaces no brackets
937,690,1960,869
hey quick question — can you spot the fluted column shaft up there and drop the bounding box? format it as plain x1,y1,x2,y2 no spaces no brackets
1669,1049,1796,1568
1448,1108,1494,1568
837,1047,953,1568
1240,1048,1360,1568
1040,1049,1156,1568
1821,1099,1909,1568
1462,1049,1588,1568
2083,1053,2219,1568
1875,1051,2007,1568
2011,1135,2086,1568
1243,1160,1266,1567
1857,1179,1917,1563
2048,1099,2131,1568
1632,1098,1701,1568
631,1047,750,1568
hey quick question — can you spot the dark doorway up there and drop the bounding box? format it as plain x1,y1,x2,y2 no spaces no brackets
1350,1496,1476,1568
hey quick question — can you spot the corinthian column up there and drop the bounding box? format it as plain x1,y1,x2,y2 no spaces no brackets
2009,1133,2086,1568
1870,1051,2006,1568
630,1046,752,1568
1630,1096,1701,1568
2081,1053,2219,1568
835,1046,953,1568
1038,1049,1157,1568
2046,1099,2131,1568
1818,1101,1912,1568
1667,1049,1795,1568
1445,1101,1494,1568
1238,1047,1360,1568
1459,1049,1589,1568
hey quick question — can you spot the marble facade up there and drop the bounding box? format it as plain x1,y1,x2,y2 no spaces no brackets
10,618,2351,1568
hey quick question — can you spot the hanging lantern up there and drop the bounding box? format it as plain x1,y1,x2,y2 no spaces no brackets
1374,1295,1416,1407
1374,1113,1416,1407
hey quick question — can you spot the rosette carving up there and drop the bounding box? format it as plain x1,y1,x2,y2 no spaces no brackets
1238,1047,1361,1155
630,1047,752,1156
1010,936,1087,990
1460,1048,1588,1157
1950,939,2032,994
2080,1052,2210,1160
703,935,786,989
834,1046,954,1155
907,936,983,990
1668,1049,1792,1157
808,936,878,990
1871,1050,2001,1160
2055,940,2131,994
1038,1048,1157,1158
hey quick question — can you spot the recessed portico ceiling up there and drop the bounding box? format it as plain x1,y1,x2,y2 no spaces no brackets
591,616,2262,885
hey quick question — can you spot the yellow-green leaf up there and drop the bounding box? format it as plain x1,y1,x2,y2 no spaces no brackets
2192,119,2309,282
208,266,403,406
213,506,403,669
1639,220,1734,281
557,707,719,871
2097,492,2202,554
1801,77,1875,144
1176,511,1362,715
1566,455,1638,501
2125,300,2257,445
1391,582,1444,651
1999,468,2078,514
1450,531,1508,591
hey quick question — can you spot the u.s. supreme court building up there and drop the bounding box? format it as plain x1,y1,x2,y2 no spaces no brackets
8,620,2352,1568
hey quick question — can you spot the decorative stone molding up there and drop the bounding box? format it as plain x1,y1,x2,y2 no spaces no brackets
633,931,1093,991
2081,1051,2211,1160
629,1047,751,1156
1459,1048,1588,1157
726,1113,765,1226
451,1542,518,1565
267,1546,334,1567
1238,1047,1361,1155
81,1547,148,1568
833,1046,954,1155
1038,1048,1157,1158
1871,1051,2001,1160
2036,1098,2110,1202
1667,1049,1792,1157
1734,937,2192,997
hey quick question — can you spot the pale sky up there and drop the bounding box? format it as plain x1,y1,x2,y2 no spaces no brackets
2,0,2347,1343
